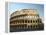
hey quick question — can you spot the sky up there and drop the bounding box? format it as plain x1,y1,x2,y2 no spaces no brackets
8,2,44,17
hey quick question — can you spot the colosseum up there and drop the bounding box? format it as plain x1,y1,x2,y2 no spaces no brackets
10,9,44,32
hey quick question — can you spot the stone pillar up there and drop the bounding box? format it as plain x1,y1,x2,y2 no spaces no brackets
35,20,36,28
24,20,26,29
32,20,33,29
27,20,28,28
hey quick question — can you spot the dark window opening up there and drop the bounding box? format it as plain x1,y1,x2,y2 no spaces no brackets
36,20,37,23
28,21,30,23
31,20,32,23
25,20,27,23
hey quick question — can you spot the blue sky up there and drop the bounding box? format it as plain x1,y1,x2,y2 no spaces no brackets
8,2,44,17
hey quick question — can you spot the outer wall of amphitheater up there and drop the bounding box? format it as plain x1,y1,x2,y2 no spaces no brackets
10,9,44,32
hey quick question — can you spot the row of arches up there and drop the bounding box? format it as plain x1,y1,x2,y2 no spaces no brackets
10,24,39,29
10,19,42,24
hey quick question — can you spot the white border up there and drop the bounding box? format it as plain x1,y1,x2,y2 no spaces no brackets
0,0,46,35
7,2,45,33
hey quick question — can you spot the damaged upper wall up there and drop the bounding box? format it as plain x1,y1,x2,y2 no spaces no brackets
10,9,39,17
